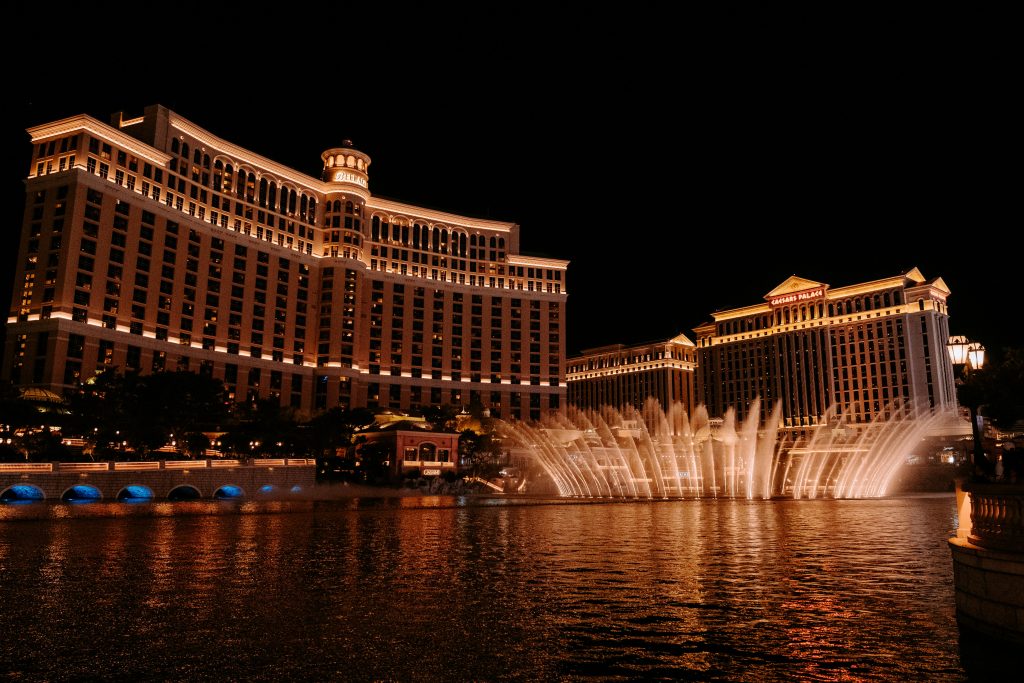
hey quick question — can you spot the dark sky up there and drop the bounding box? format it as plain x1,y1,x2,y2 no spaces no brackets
3,20,1015,358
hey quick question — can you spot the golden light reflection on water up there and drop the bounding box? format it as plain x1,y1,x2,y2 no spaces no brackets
0,495,974,681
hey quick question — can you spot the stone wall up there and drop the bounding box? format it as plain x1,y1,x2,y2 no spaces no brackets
1,463,314,500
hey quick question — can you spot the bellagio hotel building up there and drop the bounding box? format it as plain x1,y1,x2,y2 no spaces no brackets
694,270,957,437
4,105,568,421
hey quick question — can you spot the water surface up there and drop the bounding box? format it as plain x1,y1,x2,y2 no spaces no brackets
0,495,994,681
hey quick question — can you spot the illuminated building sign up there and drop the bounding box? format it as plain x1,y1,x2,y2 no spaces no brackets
331,170,368,188
422,468,441,476
769,288,825,307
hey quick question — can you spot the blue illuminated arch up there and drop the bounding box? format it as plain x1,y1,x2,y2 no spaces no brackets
1,484,45,503
168,485,202,501
257,484,277,495
116,485,154,502
62,485,102,502
214,485,245,499
290,485,303,494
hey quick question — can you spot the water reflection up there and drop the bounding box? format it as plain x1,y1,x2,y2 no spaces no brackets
0,495,1005,680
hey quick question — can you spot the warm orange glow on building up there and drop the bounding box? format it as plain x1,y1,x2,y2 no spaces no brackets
694,269,957,436
5,105,568,420
567,334,697,412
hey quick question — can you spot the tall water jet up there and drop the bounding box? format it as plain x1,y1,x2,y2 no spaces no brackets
498,399,959,500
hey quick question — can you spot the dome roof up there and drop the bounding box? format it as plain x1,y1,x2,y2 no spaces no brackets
19,387,65,404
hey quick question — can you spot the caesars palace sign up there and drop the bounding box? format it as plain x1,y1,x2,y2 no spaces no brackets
769,287,825,307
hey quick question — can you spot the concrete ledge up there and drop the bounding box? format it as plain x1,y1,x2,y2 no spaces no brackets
1,464,314,500
950,536,1024,643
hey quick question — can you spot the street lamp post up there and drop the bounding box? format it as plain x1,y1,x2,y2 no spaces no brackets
947,335,987,474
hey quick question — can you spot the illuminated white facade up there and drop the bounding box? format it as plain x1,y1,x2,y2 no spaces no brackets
567,334,697,412
694,269,957,435
4,105,567,420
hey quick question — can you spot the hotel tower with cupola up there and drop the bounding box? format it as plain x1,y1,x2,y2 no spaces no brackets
4,105,568,420
693,269,957,436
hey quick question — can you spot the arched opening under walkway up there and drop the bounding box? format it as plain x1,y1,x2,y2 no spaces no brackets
62,485,102,502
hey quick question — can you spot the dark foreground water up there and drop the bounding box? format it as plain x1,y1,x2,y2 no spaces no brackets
0,494,1009,681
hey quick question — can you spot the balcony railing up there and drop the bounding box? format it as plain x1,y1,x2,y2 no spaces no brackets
0,459,314,473
964,482,1024,552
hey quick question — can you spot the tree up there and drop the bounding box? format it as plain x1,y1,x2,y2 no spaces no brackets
976,349,1024,429
459,429,503,477
420,404,460,432
958,348,1024,430
956,347,1024,476
300,406,375,458
65,369,229,459
355,439,392,483
0,380,39,432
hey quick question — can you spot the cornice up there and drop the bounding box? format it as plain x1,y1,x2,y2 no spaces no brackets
28,115,171,166
168,112,325,193
366,197,519,233
507,254,569,269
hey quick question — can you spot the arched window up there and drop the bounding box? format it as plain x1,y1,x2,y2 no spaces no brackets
371,215,380,241
498,237,505,249
333,200,341,213
171,138,180,154
193,149,201,164
288,189,297,214
432,227,440,251
259,178,268,207
308,198,316,221
300,195,308,221
459,232,467,256
268,182,277,210
181,142,190,160
203,154,210,169
489,236,497,248
213,160,223,188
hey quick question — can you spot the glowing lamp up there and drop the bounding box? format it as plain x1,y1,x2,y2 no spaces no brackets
947,335,970,366
967,342,986,370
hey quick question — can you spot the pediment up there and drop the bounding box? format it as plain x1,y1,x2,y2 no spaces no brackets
765,275,828,299
930,276,951,295
669,333,695,347
904,266,926,284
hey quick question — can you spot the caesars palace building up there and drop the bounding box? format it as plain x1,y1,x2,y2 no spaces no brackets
4,105,567,420
693,270,958,436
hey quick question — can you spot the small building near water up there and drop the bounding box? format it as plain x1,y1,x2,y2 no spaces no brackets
356,419,459,480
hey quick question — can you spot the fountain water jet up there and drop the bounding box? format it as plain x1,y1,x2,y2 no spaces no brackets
499,399,955,500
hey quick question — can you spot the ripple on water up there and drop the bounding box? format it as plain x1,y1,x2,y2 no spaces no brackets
0,495,986,681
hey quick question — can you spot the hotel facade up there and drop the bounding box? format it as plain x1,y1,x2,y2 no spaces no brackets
4,105,568,421
567,334,697,413
694,270,957,434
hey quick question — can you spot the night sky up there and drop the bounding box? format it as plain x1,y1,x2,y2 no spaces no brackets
3,24,1015,359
